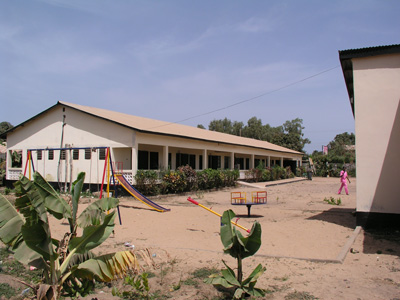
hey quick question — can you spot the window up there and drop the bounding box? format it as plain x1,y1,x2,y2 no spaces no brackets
224,156,230,169
150,152,158,170
60,150,66,160
85,149,91,160
138,150,159,170
138,150,149,169
73,149,79,160
246,158,250,170
176,153,195,169
99,148,106,160
234,157,244,170
10,150,22,168
48,150,54,160
208,155,221,169
37,150,42,160
199,155,203,170
189,155,195,169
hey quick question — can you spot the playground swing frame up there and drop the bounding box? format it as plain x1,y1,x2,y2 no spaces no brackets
23,146,122,224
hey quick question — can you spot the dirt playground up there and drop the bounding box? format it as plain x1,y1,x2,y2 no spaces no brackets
3,177,400,299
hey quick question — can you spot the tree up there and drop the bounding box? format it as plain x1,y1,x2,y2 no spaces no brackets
328,132,355,156
197,124,206,129
209,118,234,134
205,117,311,152
270,118,310,152
0,121,13,143
242,117,265,140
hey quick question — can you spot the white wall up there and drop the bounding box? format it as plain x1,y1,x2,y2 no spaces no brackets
353,53,400,214
6,106,134,184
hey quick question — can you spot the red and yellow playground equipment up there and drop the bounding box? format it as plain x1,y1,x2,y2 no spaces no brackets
251,191,267,203
231,190,267,217
187,197,250,233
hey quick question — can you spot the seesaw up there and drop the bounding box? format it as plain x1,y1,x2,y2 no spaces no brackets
187,197,250,233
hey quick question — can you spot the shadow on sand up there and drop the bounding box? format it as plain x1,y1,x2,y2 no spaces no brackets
307,207,356,229
362,228,400,257
308,208,400,257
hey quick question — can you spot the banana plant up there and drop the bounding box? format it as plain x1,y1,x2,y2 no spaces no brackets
0,171,139,300
205,209,266,299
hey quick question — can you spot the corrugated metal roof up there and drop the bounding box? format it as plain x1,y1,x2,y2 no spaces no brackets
339,44,400,59
59,101,302,155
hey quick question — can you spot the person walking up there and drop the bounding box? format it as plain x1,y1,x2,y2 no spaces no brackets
338,166,351,195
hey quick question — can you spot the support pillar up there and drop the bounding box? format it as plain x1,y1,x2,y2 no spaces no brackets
203,149,208,169
162,146,169,170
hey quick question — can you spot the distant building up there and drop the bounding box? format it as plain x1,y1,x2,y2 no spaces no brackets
0,144,7,160
0,101,303,188
0,143,6,161
322,145,328,155
339,44,400,228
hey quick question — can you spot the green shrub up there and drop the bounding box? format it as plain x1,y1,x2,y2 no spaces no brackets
222,169,239,186
262,168,272,181
197,169,221,190
161,169,187,194
178,165,197,191
135,170,160,196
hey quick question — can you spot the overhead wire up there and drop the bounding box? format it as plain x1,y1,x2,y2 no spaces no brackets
148,65,340,130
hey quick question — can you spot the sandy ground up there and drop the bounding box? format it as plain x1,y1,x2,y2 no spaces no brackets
4,177,400,299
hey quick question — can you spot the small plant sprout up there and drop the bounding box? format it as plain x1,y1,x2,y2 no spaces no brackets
205,209,266,299
323,197,341,205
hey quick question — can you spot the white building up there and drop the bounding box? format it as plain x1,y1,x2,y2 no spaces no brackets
339,44,400,228
1,101,303,188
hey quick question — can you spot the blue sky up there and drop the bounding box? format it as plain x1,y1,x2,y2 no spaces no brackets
1,0,399,153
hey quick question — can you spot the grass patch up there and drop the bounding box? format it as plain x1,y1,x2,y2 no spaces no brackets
0,247,42,284
182,278,198,286
274,275,289,282
191,267,219,279
285,290,319,300
0,283,17,299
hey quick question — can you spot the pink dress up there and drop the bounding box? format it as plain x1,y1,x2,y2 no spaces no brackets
338,170,349,195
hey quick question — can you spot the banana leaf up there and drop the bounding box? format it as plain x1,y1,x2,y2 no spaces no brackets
0,194,24,246
13,240,45,268
72,250,140,282
70,172,85,227
241,263,266,287
33,172,71,220
220,210,262,259
77,197,119,228
68,211,116,254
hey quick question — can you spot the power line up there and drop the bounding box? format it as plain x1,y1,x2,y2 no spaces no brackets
149,65,340,129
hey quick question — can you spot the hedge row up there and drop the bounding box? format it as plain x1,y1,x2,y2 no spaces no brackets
134,165,296,196
134,166,240,196
245,165,296,182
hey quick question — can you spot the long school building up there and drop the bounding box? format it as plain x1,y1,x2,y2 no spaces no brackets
2,101,303,187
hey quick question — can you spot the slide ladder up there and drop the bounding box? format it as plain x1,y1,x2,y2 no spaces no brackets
115,174,170,212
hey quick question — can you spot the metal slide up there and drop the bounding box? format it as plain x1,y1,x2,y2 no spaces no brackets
115,174,170,212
